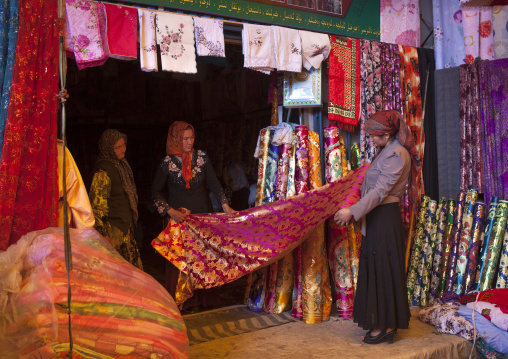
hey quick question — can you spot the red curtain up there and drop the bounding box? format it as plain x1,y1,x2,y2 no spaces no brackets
0,0,59,250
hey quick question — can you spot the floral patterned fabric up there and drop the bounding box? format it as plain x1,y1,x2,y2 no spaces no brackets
418,301,475,340
64,0,109,70
193,17,225,57
492,6,508,60
0,0,18,158
155,12,197,73
466,301,508,331
433,1,466,70
242,24,275,75
476,337,506,359
138,9,157,72
463,6,494,64
89,170,143,270
272,26,302,73
0,0,59,250
380,0,420,47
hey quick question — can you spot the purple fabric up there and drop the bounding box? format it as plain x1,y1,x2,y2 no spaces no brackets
479,59,508,207
459,64,484,193
381,43,402,113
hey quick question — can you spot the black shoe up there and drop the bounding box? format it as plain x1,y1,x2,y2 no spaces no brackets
362,329,396,344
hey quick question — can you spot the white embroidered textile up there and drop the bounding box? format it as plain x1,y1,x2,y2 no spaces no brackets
138,9,158,72
193,17,225,57
242,24,275,75
272,26,302,73
299,30,331,71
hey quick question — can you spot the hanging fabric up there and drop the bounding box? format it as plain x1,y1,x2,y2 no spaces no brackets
492,5,508,59
0,0,59,250
0,0,19,158
64,0,109,70
103,3,137,61
298,30,330,71
193,17,225,57
272,26,302,73
380,0,420,47
381,43,402,112
463,6,494,63
242,24,275,75
328,35,360,132
138,9,158,72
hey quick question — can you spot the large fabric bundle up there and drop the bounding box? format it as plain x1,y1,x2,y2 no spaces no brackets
0,228,188,359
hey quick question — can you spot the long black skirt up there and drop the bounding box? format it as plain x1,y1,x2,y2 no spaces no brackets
352,202,411,330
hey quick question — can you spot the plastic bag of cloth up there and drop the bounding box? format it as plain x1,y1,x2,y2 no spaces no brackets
0,227,188,359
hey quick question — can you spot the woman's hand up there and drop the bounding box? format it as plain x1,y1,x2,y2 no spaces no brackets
168,208,189,223
222,204,239,217
334,208,353,227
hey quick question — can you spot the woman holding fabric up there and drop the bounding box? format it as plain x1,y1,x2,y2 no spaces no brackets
151,121,237,310
334,110,420,344
89,129,143,270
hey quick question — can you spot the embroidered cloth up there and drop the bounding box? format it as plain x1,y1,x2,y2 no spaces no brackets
152,166,367,305
193,17,225,57
242,24,275,74
155,12,197,73
64,0,109,70
328,35,360,132
298,30,330,71
103,3,137,60
138,9,157,72
272,26,302,73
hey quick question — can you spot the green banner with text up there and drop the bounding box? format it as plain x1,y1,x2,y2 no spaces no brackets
122,0,380,40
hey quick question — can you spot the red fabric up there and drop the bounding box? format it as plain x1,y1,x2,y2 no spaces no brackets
166,121,194,189
459,288,508,307
0,0,59,251
103,3,137,60
328,35,361,132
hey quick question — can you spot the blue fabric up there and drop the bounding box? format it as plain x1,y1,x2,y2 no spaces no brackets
432,0,465,70
457,305,508,355
0,0,19,158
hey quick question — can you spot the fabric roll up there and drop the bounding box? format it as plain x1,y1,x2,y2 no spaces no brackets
407,195,430,305
339,136,349,177
479,59,508,207
275,144,291,201
476,197,499,289
272,254,294,313
463,7,494,63
492,6,508,59
286,137,296,198
419,200,438,308
262,143,280,204
381,43,402,113
103,3,137,60
348,224,361,293
155,13,197,73
496,230,508,288
380,0,420,47
350,143,360,170
440,200,457,295
261,261,278,313
323,126,342,183
65,1,109,70
242,24,275,74
193,17,225,57
0,0,18,157
429,197,448,300
432,0,466,70
479,200,508,291
328,35,361,132
464,202,485,293
359,39,381,165
446,191,466,293
459,64,484,193
298,30,330,71
272,26,302,73
308,131,322,190
254,128,271,206
455,188,478,294
138,9,158,72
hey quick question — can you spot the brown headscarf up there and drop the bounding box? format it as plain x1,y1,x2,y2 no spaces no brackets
166,121,194,189
366,110,422,207
96,129,139,224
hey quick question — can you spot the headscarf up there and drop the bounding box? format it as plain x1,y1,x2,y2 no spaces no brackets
366,110,422,208
96,129,139,224
166,121,194,189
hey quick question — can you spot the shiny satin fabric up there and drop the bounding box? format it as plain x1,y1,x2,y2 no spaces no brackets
464,202,485,294
152,165,368,307
454,188,478,295
479,200,508,291
339,136,349,177
445,191,466,293
350,143,361,170
255,128,271,206
407,195,430,305
429,197,448,300
475,197,499,290
419,200,438,308
439,199,457,295
263,142,280,204
275,144,291,201
286,136,297,198
496,231,508,288
324,126,342,183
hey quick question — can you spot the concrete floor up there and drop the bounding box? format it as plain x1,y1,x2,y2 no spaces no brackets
189,307,479,359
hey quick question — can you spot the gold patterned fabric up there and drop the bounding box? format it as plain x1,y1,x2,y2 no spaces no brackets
152,166,368,307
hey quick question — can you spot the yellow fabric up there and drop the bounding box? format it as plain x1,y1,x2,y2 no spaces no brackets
57,141,95,229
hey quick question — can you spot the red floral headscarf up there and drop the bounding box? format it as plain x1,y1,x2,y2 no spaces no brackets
166,121,194,189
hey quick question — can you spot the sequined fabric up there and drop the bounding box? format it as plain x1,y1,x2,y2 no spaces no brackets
476,197,499,290
463,202,485,293
429,198,448,300
152,166,367,306
446,191,466,292
0,0,59,250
